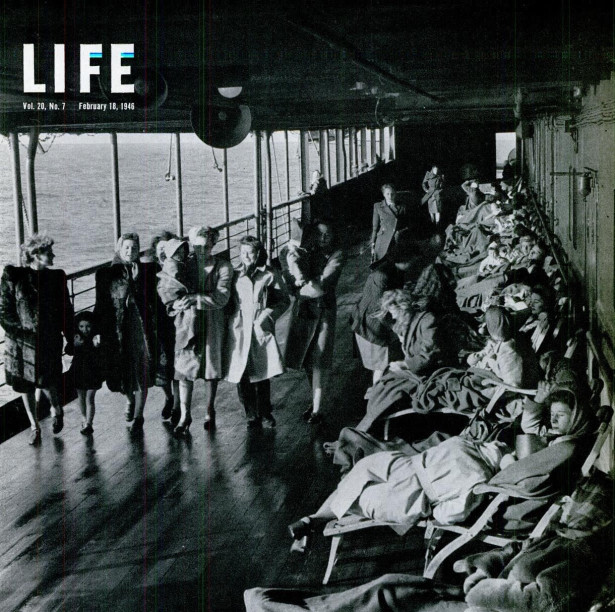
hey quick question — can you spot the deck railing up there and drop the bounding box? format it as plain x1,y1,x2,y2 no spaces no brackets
0,198,305,403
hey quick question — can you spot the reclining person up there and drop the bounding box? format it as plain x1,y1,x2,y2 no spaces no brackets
287,385,594,554
246,465,611,612
358,306,541,433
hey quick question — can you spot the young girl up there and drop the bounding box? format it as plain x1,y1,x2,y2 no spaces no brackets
69,311,103,435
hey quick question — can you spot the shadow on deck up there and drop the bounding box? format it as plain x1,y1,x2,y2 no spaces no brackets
0,237,425,612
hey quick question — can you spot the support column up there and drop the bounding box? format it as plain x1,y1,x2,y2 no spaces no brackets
264,132,273,258
300,130,310,193
26,126,39,234
253,131,262,241
349,127,356,176
326,130,332,187
222,148,230,251
174,133,184,237
284,131,290,202
335,128,345,183
8,132,25,261
360,128,367,171
110,132,121,242
370,128,377,164
319,129,327,180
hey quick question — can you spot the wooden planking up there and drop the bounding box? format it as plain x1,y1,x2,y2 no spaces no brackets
0,241,412,611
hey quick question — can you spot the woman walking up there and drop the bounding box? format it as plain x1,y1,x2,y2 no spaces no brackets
225,236,290,428
0,234,74,445
283,219,345,425
94,233,159,434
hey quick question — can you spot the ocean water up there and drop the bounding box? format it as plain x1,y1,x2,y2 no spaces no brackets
0,132,306,273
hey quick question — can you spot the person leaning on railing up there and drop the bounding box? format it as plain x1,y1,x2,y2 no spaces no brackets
0,233,74,445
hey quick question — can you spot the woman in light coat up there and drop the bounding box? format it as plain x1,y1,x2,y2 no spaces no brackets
225,236,290,428
171,226,233,431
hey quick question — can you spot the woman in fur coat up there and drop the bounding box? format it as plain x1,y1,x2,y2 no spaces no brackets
0,234,74,445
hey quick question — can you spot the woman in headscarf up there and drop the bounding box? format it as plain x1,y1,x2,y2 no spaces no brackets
94,232,159,433
288,384,596,553
0,233,74,445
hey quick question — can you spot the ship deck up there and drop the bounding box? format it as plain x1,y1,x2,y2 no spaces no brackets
0,241,426,612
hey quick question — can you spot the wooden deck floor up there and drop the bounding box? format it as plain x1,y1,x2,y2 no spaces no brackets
0,242,425,612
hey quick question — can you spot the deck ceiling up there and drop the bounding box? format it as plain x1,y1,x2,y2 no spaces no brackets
0,0,613,133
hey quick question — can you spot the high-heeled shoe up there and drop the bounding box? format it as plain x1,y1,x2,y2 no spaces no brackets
170,408,181,427
29,427,41,446
161,398,174,420
125,403,135,422
129,416,144,434
203,411,216,431
52,413,64,434
174,415,192,436
288,517,314,553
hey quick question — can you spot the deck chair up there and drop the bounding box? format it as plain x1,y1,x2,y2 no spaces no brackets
423,399,612,579
322,374,538,585
422,336,612,579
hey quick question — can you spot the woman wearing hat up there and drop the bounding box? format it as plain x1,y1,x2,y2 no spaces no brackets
171,226,233,430
0,233,74,445
94,232,160,433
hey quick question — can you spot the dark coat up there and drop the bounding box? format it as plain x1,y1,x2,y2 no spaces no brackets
0,266,73,390
282,248,345,370
371,200,408,261
351,265,402,346
94,258,159,393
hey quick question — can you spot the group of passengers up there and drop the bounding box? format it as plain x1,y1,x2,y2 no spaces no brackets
0,217,344,444
243,172,611,611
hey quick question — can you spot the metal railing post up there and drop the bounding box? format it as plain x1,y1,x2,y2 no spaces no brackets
222,148,230,251
110,132,121,242
174,133,184,237
8,132,25,261
379,127,385,160
25,126,39,234
319,129,327,180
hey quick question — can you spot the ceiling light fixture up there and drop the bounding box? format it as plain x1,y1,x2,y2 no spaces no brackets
218,86,243,99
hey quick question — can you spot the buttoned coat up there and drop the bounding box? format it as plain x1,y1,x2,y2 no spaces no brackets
224,265,290,383
371,200,408,261
190,255,234,380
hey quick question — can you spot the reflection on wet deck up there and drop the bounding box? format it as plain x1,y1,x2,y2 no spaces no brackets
0,242,425,611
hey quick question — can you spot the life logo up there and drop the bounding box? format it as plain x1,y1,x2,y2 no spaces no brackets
23,44,135,93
